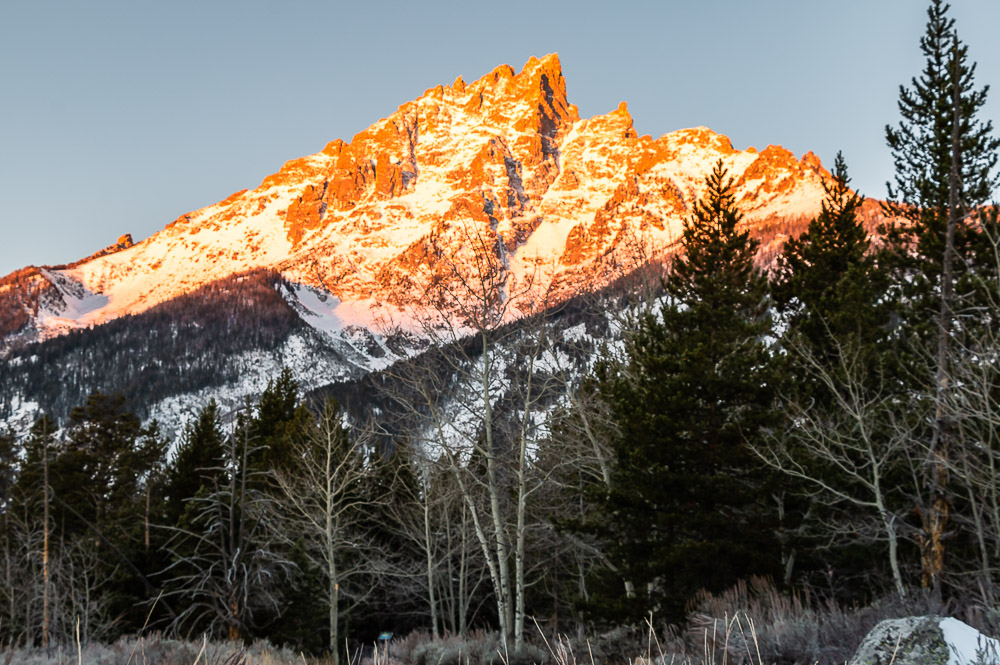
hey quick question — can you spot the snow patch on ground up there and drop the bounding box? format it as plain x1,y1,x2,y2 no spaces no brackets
3,397,41,437
287,283,349,334
940,617,1000,665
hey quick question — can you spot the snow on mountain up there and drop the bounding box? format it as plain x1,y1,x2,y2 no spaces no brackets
0,53,840,436
1,52,831,348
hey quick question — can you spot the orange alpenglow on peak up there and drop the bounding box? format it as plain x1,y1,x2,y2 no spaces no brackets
800,150,828,176
1,52,844,348
661,127,736,155
752,145,825,176
453,53,577,129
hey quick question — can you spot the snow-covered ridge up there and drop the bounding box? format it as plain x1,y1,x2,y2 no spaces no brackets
1,52,833,348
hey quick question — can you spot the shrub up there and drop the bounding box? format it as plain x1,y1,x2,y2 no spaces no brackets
0,634,305,665
401,630,547,665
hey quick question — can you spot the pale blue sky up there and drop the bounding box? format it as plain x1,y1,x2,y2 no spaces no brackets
2,0,998,276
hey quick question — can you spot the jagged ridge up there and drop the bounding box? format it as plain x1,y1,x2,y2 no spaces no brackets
0,53,865,436
0,53,835,348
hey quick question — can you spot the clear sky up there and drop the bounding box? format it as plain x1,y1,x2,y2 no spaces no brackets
2,0,998,277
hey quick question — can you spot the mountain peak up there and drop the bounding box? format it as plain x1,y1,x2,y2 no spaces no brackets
514,53,569,104
0,55,838,349
519,53,565,93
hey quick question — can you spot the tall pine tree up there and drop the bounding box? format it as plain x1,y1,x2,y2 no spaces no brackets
164,399,226,528
769,154,904,594
884,0,999,597
884,0,999,293
244,368,311,475
590,160,780,622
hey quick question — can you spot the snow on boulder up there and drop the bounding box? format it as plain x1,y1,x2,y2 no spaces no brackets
851,616,1000,665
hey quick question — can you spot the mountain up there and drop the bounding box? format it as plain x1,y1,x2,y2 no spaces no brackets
0,53,846,435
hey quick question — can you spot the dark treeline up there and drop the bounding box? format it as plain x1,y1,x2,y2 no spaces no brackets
2,1,1000,662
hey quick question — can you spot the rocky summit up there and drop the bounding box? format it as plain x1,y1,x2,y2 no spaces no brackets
0,53,856,436
1,53,833,347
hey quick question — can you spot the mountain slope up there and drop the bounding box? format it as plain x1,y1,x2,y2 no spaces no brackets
0,270,422,435
0,53,850,435
1,53,831,347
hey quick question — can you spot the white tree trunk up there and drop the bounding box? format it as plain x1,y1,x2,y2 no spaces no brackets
481,338,513,648
423,491,440,638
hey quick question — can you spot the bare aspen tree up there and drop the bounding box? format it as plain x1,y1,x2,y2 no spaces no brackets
934,206,1000,604
273,399,380,663
376,220,568,649
436,477,487,634
52,535,116,646
753,337,919,597
1,488,45,646
41,425,50,650
0,431,13,641
421,459,442,639
498,290,566,648
370,435,495,636
537,361,623,632
415,222,517,648
373,213,667,643
2,511,11,642
375,441,452,638
943,333,1000,603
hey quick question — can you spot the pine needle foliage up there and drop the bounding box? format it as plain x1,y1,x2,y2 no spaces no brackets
590,160,779,624
774,153,884,348
884,0,999,284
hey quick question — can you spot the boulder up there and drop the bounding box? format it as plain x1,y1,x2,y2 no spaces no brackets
851,616,1000,665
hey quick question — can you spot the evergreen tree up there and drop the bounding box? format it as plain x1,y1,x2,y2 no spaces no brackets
590,161,780,622
10,416,57,645
8,399,169,640
884,0,999,295
164,399,226,526
12,415,57,510
57,394,168,634
883,0,999,597
770,155,899,594
59,393,166,538
775,153,884,349
244,368,311,474
160,406,291,641
0,429,17,511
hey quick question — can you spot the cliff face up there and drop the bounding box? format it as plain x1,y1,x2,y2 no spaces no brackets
0,53,832,346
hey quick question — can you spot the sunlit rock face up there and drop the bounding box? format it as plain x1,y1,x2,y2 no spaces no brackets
0,53,834,345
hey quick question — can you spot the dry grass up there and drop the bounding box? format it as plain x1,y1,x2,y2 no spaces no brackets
0,634,308,665
0,577,971,665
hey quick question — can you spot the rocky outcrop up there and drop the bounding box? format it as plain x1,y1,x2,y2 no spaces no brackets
852,616,1000,665
0,52,849,347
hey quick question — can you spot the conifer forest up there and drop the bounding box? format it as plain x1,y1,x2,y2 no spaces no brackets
2,2,1000,663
